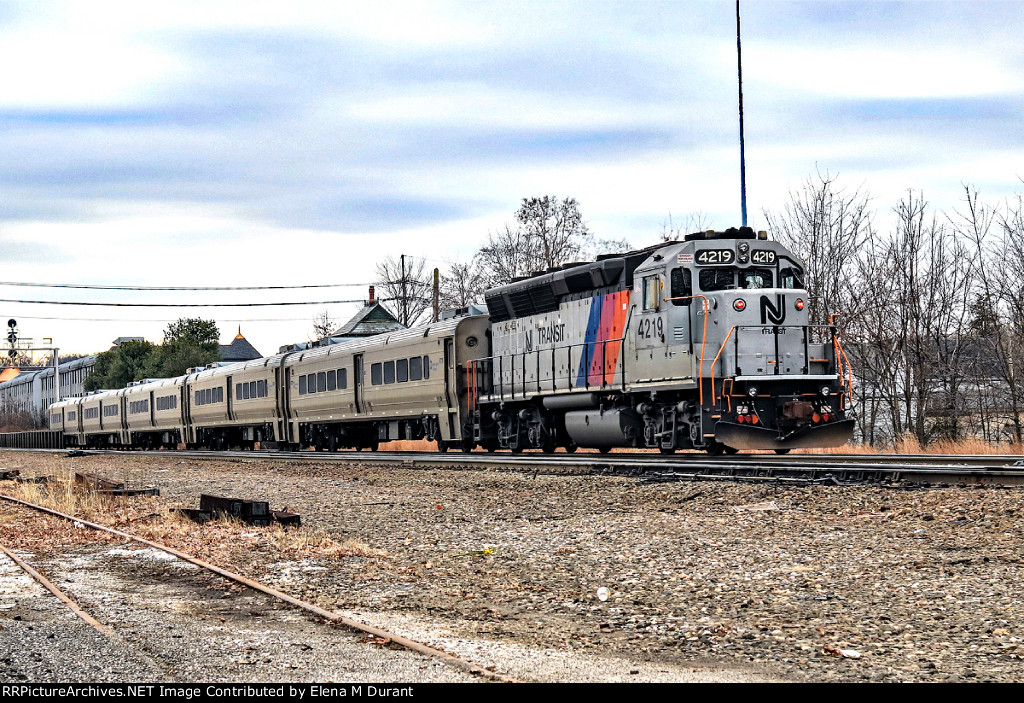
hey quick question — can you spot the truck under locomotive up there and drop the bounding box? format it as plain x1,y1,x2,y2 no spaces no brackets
49,227,854,455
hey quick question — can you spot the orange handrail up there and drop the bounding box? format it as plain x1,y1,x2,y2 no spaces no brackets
709,326,737,409
662,295,709,405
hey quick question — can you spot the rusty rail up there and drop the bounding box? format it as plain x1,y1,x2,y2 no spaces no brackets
0,541,113,636
0,493,516,683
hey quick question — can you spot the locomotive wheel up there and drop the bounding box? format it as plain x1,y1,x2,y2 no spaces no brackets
510,444,524,453
564,444,578,454
705,442,724,456
724,445,739,455
774,448,791,455
659,446,675,454
368,440,379,452
437,440,449,452
599,446,612,454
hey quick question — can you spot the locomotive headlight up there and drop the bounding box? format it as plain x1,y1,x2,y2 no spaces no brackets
820,386,831,397
795,298,805,311
733,299,746,311
747,386,758,398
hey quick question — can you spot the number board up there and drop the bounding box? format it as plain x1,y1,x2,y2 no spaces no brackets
751,249,777,265
694,249,735,266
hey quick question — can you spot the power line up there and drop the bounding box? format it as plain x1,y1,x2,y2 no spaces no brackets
0,298,380,308
9,314,322,323
0,281,377,291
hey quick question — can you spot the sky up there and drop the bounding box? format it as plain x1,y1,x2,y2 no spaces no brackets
1,0,1022,358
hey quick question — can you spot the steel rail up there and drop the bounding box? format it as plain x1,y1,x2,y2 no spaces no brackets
0,494,517,683
5,446,1024,483
0,541,114,636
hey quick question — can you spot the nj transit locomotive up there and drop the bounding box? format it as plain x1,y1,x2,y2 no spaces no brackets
49,227,854,454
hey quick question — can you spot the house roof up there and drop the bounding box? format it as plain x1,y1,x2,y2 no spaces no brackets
331,302,405,338
219,330,262,362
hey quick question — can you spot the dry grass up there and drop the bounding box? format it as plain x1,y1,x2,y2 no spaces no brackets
812,435,1024,455
0,470,387,567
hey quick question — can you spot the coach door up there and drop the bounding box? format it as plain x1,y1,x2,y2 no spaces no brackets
226,374,235,421
443,339,458,438
353,354,364,413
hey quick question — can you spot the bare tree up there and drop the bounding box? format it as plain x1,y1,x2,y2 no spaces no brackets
960,185,1024,442
516,196,592,271
474,224,537,289
376,254,432,327
593,236,633,255
660,211,711,241
763,169,873,328
309,309,338,343
475,196,594,288
439,258,486,311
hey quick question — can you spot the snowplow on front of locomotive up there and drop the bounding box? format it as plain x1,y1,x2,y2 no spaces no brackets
646,227,855,453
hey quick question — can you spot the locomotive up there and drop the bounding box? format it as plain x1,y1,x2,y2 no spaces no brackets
50,227,854,454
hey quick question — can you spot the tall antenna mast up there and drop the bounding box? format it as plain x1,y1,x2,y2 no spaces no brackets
736,0,748,227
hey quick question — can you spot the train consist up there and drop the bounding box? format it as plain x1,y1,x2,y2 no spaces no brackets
49,227,854,454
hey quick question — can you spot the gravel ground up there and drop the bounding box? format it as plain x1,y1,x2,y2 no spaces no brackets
3,542,478,683
4,449,1024,682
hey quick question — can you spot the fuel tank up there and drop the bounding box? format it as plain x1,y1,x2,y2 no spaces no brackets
563,408,643,448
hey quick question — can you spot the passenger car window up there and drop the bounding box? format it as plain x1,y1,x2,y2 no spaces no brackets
338,368,347,389
383,361,395,384
299,376,307,395
371,363,382,386
327,370,336,391
317,372,326,392
423,356,430,379
396,359,408,383
409,356,422,381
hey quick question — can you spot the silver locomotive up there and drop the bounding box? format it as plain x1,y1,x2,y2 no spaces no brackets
471,226,854,454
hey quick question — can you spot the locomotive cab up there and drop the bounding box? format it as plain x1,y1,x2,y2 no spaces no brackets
628,227,854,452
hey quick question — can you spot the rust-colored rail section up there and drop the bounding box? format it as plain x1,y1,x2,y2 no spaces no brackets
0,493,517,683
0,541,113,636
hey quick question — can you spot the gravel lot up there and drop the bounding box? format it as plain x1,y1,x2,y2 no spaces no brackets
3,449,1024,682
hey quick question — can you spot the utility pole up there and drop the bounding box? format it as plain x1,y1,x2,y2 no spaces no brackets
432,267,440,322
400,254,408,326
736,0,748,227
5,320,61,409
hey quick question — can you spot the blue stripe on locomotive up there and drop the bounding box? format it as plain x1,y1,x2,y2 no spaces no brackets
576,295,605,386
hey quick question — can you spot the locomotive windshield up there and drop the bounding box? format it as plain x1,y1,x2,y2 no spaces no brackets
698,267,774,292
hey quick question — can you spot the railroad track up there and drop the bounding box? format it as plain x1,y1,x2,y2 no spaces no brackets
5,446,1024,486
0,493,516,683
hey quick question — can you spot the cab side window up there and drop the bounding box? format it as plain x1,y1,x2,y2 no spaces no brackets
670,268,692,306
642,275,661,311
780,268,804,289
